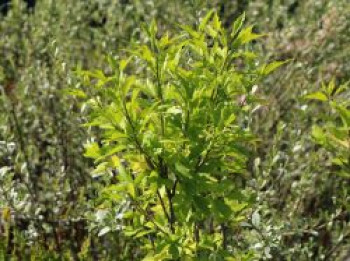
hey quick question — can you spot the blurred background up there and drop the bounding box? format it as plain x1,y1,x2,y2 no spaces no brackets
0,0,349,259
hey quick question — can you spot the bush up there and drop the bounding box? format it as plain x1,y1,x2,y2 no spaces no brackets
78,12,286,260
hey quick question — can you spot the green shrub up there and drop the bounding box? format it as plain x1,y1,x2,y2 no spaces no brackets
79,12,285,260
0,1,216,258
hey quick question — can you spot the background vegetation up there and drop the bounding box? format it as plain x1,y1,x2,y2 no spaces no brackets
0,0,349,260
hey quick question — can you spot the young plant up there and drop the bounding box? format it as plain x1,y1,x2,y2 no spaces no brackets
78,12,284,260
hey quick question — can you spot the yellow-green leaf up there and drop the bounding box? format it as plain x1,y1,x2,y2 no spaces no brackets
304,92,328,101
260,60,289,75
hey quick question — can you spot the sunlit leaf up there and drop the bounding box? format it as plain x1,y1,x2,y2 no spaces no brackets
304,91,328,101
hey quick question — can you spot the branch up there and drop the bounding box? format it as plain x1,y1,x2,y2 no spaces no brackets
157,190,171,224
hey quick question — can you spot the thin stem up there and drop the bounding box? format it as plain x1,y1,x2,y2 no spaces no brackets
121,93,156,170
157,190,171,224
221,223,228,250
166,188,175,233
153,39,178,234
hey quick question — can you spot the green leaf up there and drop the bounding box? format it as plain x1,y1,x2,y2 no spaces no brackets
304,91,328,101
325,78,336,96
175,163,191,178
225,199,248,213
150,19,158,38
231,12,246,38
260,60,289,75
141,45,155,63
193,196,210,215
84,143,101,159
179,24,201,39
159,32,170,48
122,75,136,97
335,105,350,126
212,12,221,31
206,25,218,38
96,145,126,162
234,26,265,46
199,10,215,31
119,57,132,71
224,113,236,126
169,243,180,259
124,228,143,237
64,88,87,99
118,164,133,183
134,229,154,239
312,125,326,143
142,246,171,261
213,199,232,220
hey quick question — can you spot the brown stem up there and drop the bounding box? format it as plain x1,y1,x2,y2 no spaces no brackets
194,222,200,243
221,223,228,250
166,188,175,233
157,190,171,224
